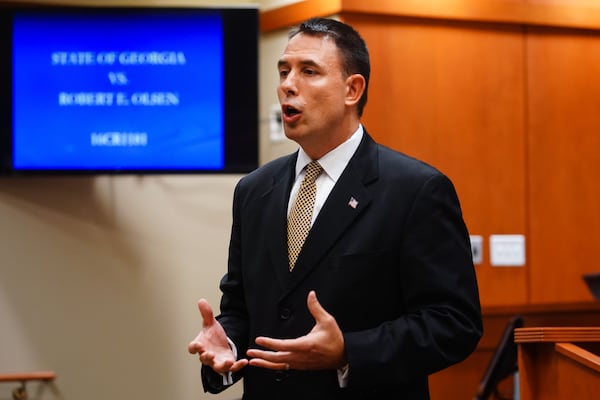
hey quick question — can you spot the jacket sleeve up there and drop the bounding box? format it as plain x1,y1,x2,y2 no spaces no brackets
200,181,250,393
343,173,483,388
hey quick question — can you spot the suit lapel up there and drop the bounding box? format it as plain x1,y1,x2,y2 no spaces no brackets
263,155,297,291
282,133,379,298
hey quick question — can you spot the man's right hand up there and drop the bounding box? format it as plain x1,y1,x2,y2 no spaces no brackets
187,299,248,374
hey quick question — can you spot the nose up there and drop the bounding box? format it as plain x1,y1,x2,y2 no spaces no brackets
279,71,298,96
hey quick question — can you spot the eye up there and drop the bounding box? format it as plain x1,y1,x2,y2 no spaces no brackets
279,69,289,79
303,68,316,76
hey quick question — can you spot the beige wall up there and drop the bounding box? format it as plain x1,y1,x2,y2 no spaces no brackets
0,1,299,399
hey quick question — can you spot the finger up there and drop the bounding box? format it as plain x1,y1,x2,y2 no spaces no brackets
197,299,215,328
306,290,330,322
248,357,289,370
188,326,210,354
211,358,247,374
199,351,215,365
254,336,305,352
202,350,236,373
246,348,292,363
229,358,249,373
187,339,205,354
213,358,234,371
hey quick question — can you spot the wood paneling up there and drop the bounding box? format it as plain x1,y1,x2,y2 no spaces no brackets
526,28,600,303
345,14,528,306
429,350,491,399
261,0,600,33
260,0,341,32
340,0,600,31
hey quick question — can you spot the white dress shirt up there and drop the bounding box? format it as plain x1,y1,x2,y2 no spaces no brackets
288,125,364,222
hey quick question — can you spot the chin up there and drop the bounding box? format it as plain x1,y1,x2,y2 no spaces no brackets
283,127,301,141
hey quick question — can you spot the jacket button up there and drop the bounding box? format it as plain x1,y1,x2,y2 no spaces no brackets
274,371,286,382
279,308,292,320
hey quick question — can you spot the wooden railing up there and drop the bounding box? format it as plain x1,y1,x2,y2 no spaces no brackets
515,327,600,400
0,371,56,400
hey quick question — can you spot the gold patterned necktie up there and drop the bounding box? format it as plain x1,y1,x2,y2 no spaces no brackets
287,161,322,271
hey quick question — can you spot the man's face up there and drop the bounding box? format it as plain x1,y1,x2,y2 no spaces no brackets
277,33,351,153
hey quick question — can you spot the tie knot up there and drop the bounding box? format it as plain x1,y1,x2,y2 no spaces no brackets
304,161,322,183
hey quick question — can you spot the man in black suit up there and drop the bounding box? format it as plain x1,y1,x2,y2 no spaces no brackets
188,17,482,399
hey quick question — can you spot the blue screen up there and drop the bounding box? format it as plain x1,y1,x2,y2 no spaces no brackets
12,11,224,170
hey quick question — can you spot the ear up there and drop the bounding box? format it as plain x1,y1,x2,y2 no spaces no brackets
344,73,366,108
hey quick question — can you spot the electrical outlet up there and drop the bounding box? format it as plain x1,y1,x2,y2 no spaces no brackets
470,235,483,265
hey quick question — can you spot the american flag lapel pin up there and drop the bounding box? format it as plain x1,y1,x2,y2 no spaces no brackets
348,197,359,209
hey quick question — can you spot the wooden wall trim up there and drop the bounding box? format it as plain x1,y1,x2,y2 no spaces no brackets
260,0,341,32
261,0,600,32
515,327,600,343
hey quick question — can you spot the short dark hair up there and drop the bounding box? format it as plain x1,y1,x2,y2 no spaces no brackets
289,18,370,117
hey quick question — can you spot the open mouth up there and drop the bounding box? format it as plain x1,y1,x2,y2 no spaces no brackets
283,105,300,117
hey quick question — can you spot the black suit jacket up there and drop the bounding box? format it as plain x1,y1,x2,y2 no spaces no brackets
202,132,482,399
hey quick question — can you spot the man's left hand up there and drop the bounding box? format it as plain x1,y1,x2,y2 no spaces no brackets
246,290,347,370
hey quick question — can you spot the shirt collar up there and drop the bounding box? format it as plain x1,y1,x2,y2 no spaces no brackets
295,125,364,182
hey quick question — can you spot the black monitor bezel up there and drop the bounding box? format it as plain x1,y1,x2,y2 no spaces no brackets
0,4,259,175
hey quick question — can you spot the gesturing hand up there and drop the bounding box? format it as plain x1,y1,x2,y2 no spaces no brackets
246,291,347,371
187,299,248,374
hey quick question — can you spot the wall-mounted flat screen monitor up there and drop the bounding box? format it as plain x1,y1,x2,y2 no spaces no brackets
0,5,258,174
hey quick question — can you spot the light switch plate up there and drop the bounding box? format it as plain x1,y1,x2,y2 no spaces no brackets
490,234,525,266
